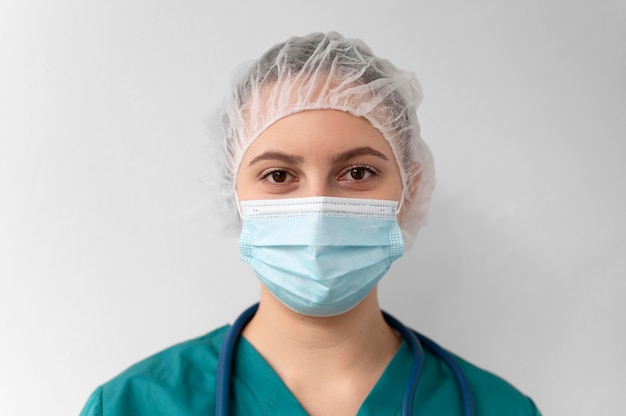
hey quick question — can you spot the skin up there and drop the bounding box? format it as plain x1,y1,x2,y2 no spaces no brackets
235,109,404,416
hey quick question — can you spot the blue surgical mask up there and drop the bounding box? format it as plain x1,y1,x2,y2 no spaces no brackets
239,196,404,317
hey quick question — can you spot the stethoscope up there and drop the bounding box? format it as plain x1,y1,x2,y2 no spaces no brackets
216,303,475,416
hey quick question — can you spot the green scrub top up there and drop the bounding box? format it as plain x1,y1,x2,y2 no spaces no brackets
80,325,540,415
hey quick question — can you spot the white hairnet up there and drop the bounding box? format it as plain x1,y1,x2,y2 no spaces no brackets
207,32,435,248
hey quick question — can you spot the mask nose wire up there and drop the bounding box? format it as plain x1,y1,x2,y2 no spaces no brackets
236,195,403,219
237,194,403,220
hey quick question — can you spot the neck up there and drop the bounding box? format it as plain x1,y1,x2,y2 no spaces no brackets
242,284,400,379
241,285,401,415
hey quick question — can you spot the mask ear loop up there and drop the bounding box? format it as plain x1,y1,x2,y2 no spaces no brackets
396,193,405,216
395,180,407,216
235,192,244,220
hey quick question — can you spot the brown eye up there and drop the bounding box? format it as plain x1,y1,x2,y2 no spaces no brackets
271,170,288,183
259,168,295,184
339,164,380,182
350,167,367,180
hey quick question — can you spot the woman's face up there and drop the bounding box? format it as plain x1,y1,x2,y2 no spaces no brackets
236,110,403,203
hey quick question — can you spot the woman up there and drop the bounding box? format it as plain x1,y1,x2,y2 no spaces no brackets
81,32,540,415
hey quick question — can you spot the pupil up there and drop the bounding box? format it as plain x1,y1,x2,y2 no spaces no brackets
351,168,365,180
272,171,286,182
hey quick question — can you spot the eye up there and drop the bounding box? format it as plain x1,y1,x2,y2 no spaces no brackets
259,168,295,184
340,164,380,181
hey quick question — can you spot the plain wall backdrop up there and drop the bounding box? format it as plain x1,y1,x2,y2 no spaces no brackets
1,0,625,414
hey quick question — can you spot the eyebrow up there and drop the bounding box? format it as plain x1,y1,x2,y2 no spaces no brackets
331,146,389,164
247,151,305,167
246,146,389,167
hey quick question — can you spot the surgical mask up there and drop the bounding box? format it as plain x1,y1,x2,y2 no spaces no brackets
239,196,404,317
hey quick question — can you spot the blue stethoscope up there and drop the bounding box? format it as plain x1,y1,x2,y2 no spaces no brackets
216,303,475,416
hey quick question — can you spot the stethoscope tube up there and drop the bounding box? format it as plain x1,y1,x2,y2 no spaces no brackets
412,330,475,416
215,304,474,416
215,303,258,416
381,311,424,416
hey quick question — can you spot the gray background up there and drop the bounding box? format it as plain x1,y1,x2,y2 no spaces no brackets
1,1,624,414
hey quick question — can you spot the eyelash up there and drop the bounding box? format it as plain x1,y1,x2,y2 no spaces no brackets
257,164,381,184
340,164,381,180
258,168,295,183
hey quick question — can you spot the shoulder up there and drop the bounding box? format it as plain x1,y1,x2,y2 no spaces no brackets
80,325,229,416
416,344,540,415
453,354,541,415
106,325,228,389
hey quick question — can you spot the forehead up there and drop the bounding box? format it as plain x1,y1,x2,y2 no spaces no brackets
240,109,394,161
